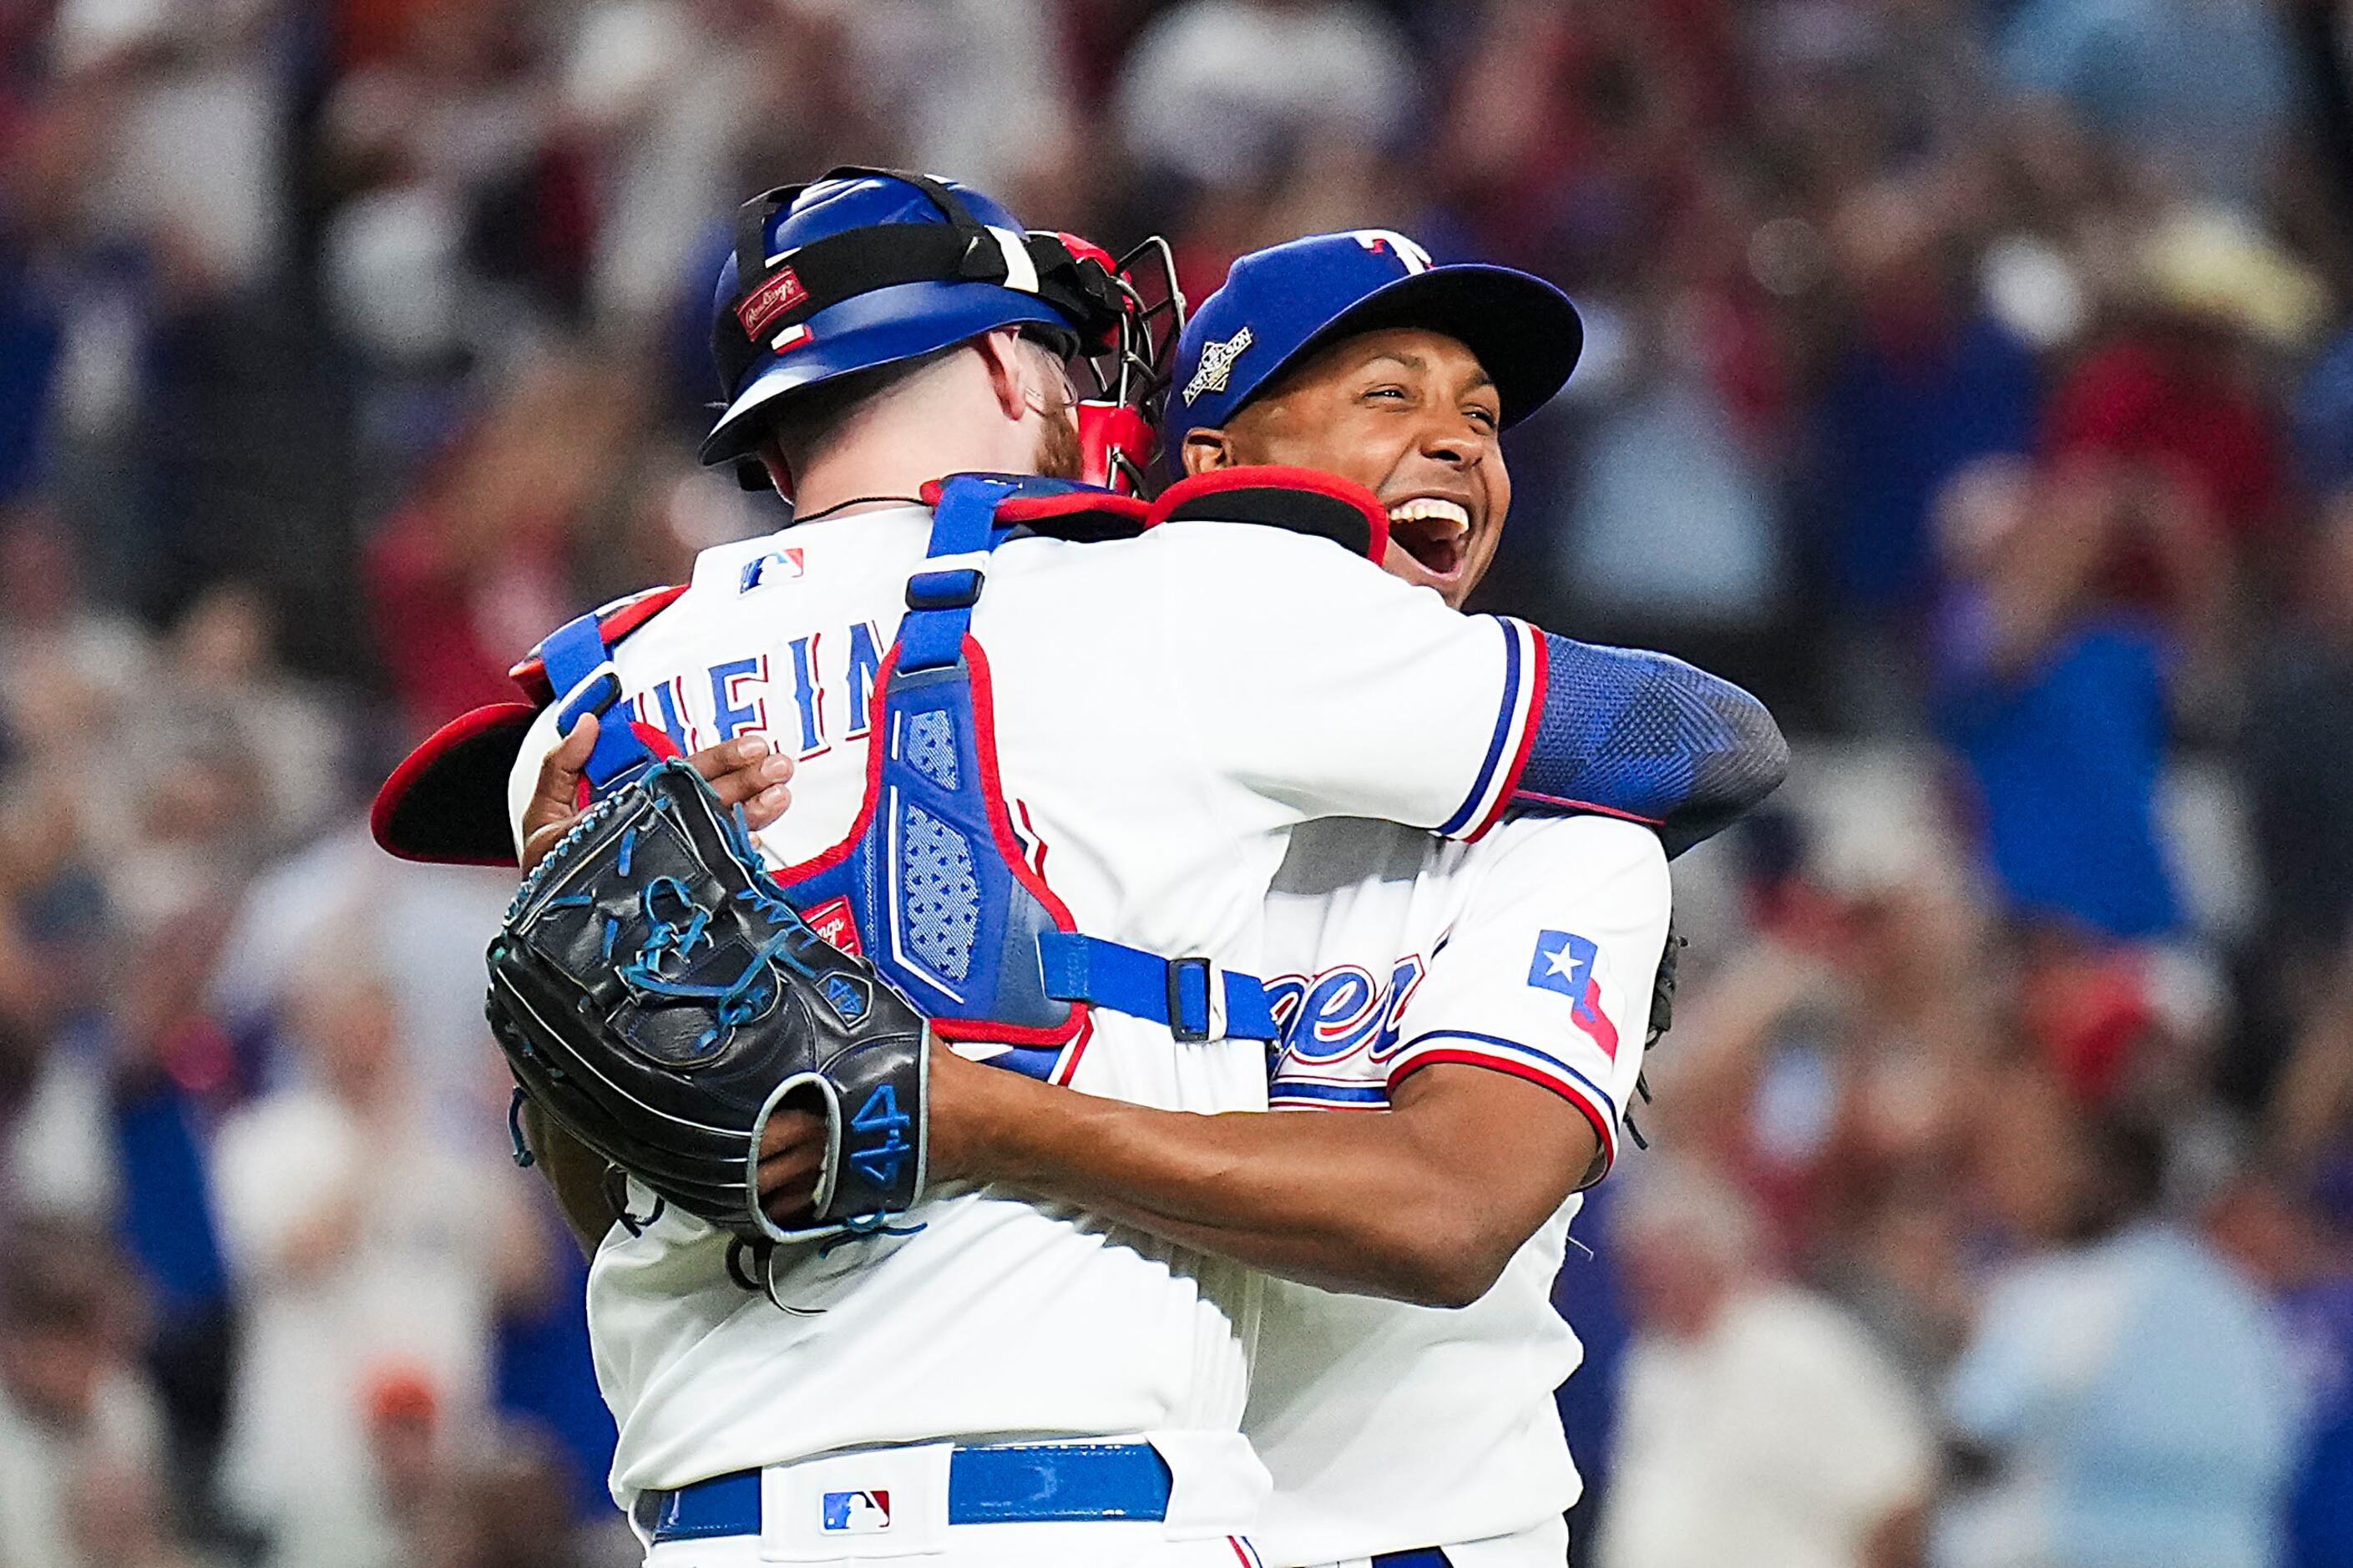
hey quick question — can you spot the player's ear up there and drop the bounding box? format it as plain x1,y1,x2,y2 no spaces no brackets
974,329,1031,425
1181,427,1237,477
754,438,794,501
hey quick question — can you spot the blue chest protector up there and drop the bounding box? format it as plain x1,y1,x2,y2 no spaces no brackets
539,474,1279,1084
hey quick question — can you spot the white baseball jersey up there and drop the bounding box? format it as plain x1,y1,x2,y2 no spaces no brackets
1242,812,1669,1568
502,506,1551,1513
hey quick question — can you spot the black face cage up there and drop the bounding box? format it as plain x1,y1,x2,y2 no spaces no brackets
1068,236,1187,417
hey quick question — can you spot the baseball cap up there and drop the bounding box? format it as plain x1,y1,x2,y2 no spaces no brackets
1166,230,1583,461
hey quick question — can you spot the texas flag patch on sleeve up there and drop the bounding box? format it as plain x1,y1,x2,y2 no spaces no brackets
1527,931,1620,1060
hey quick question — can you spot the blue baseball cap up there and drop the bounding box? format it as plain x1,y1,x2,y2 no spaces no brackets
1166,231,1582,459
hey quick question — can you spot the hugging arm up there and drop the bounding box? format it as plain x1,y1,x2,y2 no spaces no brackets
1511,631,1789,857
858,817,1672,1307
1171,532,1784,854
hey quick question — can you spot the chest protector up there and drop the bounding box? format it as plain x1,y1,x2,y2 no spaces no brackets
537,473,1388,1082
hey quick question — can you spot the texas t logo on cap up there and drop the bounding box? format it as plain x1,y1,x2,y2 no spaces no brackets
1183,326,1253,404
1351,229,1433,271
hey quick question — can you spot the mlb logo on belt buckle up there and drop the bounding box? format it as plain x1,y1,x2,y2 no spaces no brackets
770,1441,948,1559
821,1490,891,1534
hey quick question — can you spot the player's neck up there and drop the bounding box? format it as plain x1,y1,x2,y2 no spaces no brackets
789,382,1042,519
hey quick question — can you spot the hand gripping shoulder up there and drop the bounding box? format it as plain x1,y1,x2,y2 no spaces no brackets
487,758,930,1246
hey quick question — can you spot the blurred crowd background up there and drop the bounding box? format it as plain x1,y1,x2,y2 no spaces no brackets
1,0,2351,1564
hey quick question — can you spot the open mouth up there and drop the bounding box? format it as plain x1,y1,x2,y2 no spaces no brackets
1385,497,1473,581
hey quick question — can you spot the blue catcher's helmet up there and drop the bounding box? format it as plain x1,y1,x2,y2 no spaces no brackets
701,167,1135,467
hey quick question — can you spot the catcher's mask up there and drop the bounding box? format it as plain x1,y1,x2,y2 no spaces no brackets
703,168,1185,494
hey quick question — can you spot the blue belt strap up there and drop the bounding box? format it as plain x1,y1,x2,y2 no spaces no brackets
642,1469,761,1542
1371,1551,1453,1568
946,1443,1171,1525
641,1442,1174,1542
539,611,652,788
1036,933,1280,1043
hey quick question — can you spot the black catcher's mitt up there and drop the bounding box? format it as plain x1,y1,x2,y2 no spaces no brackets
488,758,929,1245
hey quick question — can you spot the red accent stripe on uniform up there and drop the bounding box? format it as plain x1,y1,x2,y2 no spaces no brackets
1507,792,1664,826
1388,1046,1618,1177
1471,620,1548,841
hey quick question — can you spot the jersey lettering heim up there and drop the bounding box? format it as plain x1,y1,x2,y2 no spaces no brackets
503,505,1557,1513
1244,812,1668,1568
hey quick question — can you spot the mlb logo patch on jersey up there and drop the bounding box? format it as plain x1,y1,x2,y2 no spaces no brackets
1528,930,1621,1060
741,547,806,592
821,1490,891,1533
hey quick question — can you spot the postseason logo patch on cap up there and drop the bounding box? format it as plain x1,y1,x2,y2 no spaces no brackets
1184,326,1253,404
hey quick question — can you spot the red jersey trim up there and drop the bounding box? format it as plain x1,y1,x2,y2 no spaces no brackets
1389,1044,1618,1184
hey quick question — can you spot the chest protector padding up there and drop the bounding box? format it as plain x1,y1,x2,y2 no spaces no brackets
767,476,1119,1081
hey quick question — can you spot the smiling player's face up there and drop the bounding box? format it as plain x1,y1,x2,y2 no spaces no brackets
1182,327,1511,607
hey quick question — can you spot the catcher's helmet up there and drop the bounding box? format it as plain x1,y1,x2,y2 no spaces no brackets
701,168,1139,466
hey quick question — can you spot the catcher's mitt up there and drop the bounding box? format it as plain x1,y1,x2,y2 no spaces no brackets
488,757,929,1245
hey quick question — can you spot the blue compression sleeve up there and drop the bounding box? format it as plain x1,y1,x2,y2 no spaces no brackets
1510,630,1788,857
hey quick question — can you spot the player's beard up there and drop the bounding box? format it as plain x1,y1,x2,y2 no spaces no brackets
1033,392,1085,482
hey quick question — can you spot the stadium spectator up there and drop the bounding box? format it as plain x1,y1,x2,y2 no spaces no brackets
208,960,535,1568
1931,457,2185,941
1936,1091,2301,1568
1598,1158,1936,1568
1117,0,1413,194
0,1218,171,1568
1810,180,2040,671
2244,497,2353,989
1996,0,2297,214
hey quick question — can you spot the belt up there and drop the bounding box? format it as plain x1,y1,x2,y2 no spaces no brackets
1372,1551,1452,1568
642,1441,1175,1543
